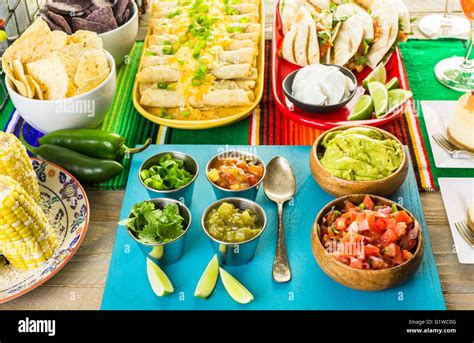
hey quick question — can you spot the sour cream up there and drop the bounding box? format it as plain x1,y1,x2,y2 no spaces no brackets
291,64,355,106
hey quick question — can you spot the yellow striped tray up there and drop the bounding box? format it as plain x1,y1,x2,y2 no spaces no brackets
132,0,265,130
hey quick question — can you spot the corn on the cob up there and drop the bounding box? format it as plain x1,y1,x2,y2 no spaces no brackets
0,175,57,270
0,131,40,203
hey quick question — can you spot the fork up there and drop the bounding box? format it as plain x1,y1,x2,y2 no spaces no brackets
432,133,474,159
454,220,474,248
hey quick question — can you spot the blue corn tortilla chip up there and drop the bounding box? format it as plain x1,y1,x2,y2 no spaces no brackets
86,5,118,30
71,17,109,34
46,0,93,16
113,0,129,23
40,13,64,32
47,10,73,34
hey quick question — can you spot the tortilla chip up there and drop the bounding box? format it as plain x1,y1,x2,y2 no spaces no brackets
2,18,52,65
76,68,109,95
86,6,118,30
26,75,43,100
26,57,69,100
72,17,109,34
2,60,28,97
11,59,33,98
66,78,77,98
55,43,89,80
47,11,73,34
40,13,63,32
68,30,103,50
74,49,109,87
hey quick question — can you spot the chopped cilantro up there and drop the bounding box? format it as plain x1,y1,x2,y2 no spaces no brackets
119,202,186,244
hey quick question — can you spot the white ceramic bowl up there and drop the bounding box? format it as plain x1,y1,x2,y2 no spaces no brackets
6,50,116,133
98,1,139,67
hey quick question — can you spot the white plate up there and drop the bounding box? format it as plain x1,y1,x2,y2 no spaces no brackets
438,178,474,264
0,158,89,303
422,101,474,169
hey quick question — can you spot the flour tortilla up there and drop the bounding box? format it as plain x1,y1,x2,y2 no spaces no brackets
371,0,411,34
331,15,364,66
281,6,319,66
366,7,398,69
335,3,374,40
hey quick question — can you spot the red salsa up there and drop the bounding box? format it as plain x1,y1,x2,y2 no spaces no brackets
208,155,264,190
319,195,419,270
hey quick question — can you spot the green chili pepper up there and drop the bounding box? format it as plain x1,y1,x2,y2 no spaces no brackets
24,144,123,183
37,129,151,161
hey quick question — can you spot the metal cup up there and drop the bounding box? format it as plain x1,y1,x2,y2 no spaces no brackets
139,151,199,206
127,198,192,266
205,150,266,201
201,197,267,266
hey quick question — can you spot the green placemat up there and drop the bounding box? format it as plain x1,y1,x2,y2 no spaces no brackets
399,39,472,189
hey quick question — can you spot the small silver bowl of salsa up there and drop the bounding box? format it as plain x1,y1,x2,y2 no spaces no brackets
201,197,267,266
205,150,266,201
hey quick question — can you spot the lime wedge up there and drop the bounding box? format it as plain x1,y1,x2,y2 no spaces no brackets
385,77,400,91
0,30,7,43
194,255,219,299
146,257,174,297
379,89,413,118
348,95,374,120
362,63,387,89
219,267,254,304
368,81,389,117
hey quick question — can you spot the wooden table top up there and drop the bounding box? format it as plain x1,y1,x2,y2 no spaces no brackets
2,0,473,310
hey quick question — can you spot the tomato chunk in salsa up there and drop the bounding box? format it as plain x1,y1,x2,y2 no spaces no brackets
207,155,264,190
320,195,419,270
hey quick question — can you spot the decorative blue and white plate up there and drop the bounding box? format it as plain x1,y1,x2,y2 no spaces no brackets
0,158,89,303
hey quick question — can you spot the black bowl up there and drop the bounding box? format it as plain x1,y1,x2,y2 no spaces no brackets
282,64,357,114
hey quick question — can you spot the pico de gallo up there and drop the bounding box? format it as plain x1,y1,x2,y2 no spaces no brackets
207,154,264,191
319,195,419,270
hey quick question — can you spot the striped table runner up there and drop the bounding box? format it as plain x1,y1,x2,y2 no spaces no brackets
0,40,442,191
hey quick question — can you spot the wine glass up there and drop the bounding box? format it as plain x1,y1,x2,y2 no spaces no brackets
434,0,474,91
419,0,470,39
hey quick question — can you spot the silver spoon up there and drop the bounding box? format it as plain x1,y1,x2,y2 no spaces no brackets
263,156,296,283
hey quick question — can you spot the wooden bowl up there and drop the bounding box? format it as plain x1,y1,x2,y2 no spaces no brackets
311,194,424,291
310,125,408,197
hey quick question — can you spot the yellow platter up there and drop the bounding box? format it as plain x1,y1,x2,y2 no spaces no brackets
132,0,265,130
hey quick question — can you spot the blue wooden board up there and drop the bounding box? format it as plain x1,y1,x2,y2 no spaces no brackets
101,145,445,310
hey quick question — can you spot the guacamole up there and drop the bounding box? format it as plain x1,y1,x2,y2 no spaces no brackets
319,127,403,181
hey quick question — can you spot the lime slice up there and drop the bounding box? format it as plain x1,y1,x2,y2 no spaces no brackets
219,267,254,304
380,89,413,118
348,95,374,120
194,255,219,299
362,63,387,89
385,77,400,91
0,30,7,43
149,246,164,260
368,81,389,117
146,257,174,297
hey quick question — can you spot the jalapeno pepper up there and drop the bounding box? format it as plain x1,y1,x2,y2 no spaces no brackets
38,129,151,160
21,135,123,183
